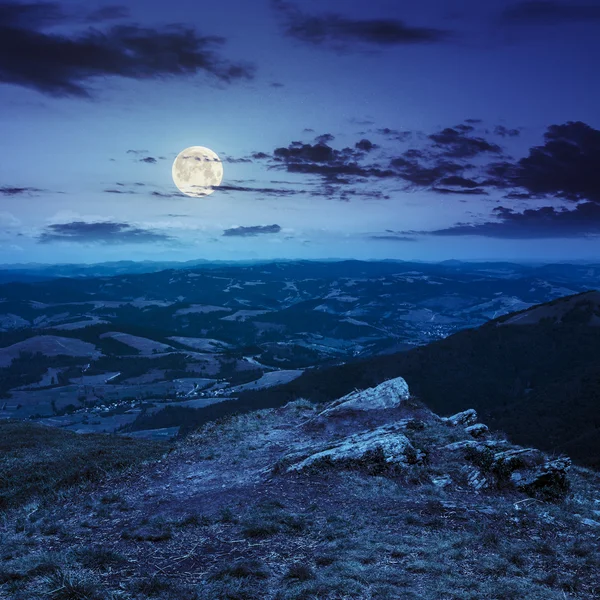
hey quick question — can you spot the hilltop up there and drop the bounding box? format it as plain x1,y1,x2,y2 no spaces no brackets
1,378,599,599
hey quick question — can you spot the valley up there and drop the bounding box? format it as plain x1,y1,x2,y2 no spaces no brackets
0,260,598,440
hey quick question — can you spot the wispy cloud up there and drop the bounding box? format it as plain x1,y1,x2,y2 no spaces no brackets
0,186,43,196
272,0,450,51
223,224,282,237
38,221,172,244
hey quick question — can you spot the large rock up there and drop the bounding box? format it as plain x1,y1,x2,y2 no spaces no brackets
319,377,410,417
442,409,478,427
287,422,421,472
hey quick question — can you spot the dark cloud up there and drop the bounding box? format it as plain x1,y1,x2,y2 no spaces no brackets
272,0,449,50
438,175,481,188
217,184,300,197
315,133,335,144
495,125,521,138
0,186,42,196
103,188,135,194
465,118,482,124
502,1,600,24
247,120,597,205
454,123,475,133
376,128,413,141
355,139,377,152
272,141,395,181
152,191,186,198
513,121,600,203
38,221,172,244
390,157,467,187
224,157,252,163
140,157,157,164
431,187,489,196
223,224,282,237
369,234,417,242
428,127,503,158
0,2,254,97
424,203,600,238
126,149,149,155
85,5,130,22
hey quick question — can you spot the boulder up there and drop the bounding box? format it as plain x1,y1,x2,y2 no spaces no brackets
511,457,571,500
465,423,489,438
319,377,410,417
442,409,478,427
287,422,422,472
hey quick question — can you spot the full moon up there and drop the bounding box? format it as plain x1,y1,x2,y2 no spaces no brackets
172,146,224,197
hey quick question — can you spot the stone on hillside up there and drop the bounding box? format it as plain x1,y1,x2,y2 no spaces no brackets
442,409,478,427
432,475,452,488
580,518,600,528
443,440,482,452
461,465,489,490
465,423,489,438
287,422,422,472
511,457,571,500
494,447,544,469
319,377,410,417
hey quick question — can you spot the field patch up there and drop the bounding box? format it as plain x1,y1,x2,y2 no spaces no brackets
174,304,231,316
168,337,232,352
99,332,173,354
0,335,100,367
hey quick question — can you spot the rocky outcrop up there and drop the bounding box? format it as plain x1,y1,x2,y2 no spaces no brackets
278,379,572,502
318,377,410,417
288,422,423,472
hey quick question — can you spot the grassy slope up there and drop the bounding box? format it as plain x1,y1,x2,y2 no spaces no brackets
0,421,167,510
0,404,599,599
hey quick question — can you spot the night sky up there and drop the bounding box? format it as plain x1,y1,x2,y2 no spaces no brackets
1,0,599,263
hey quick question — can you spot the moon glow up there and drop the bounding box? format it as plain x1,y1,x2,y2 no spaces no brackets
172,146,224,197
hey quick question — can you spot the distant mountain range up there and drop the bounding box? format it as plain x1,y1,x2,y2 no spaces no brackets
243,291,600,468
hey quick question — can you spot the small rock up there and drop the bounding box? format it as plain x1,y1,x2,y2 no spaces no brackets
442,409,478,427
319,377,410,416
461,465,488,490
432,475,452,488
580,518,600,528
443,440,481,451
465,423,489,438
